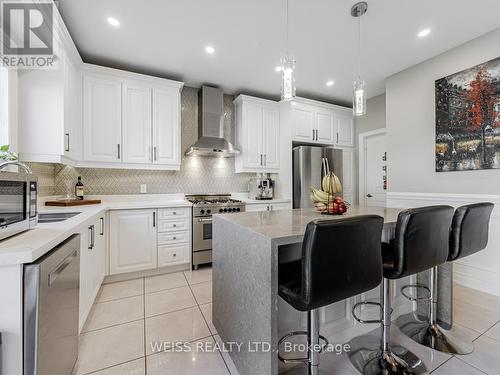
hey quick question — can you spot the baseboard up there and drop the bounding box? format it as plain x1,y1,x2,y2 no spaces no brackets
387,191,500,297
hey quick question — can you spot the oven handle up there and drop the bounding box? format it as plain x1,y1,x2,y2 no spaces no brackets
197,218,213,223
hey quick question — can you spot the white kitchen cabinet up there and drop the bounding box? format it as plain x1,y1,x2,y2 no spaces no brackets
64,58,82,161
122,82,152,164
18,54,82,163
82,65,183,169
336,111,355,147
83,73,122,162
109,209,158,275
79,214,107,331
287,98,353,147
234,95,280,173
152,87,181,167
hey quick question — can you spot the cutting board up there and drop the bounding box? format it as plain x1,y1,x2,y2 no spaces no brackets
45,199,102,207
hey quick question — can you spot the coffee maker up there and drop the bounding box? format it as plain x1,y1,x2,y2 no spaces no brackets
248,176,274,200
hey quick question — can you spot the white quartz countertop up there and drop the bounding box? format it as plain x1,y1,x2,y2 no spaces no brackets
0,197,192,266
214,205,403,241
240,198,291,205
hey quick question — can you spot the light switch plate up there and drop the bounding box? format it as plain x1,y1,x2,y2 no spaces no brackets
140,184,147,194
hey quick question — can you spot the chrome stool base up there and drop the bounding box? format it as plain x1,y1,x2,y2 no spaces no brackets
280,365,330,375
396,313,474,355
362,349,428,375
278,331,329,364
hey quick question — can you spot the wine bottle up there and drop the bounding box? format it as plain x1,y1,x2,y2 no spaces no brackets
75,176,84,200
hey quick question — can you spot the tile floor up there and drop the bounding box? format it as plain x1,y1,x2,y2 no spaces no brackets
73,267,500,375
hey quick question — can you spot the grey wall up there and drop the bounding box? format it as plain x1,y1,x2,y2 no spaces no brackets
386,28,500,194
354,94,386,145
31,86,255,196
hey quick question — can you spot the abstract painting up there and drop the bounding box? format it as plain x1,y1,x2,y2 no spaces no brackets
435,56,500,172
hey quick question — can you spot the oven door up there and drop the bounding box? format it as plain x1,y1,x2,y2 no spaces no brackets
0,180,30,239
193,216,212,252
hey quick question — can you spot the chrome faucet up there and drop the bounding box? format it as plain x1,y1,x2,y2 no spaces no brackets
0,160,32,174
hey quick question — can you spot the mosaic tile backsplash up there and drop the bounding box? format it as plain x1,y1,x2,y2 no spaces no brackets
29,87,258,196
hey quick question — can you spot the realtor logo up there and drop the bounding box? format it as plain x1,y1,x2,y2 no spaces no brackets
1,1,55,68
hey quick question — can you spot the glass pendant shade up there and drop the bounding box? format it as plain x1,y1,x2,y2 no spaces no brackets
353,78,366,116
281,55,296,101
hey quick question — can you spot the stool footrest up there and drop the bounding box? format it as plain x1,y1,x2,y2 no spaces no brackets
277,331,329,364
352,301,383,324
401,284,431,302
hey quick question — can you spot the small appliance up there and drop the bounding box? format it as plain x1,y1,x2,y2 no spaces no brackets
185,194,246,269
248,177,274,200
0,161,38,240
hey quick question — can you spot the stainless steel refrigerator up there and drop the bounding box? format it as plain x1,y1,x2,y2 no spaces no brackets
293,145,343,209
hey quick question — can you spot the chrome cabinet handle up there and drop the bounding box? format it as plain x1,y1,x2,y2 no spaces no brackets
198,218,212,223
336,132,339,144
117,144,121,159
65,133,70,152
367,194,373,198
264,154,267,166
173,236,177,240
153,146,158,161
100,217,104,235
172,224,177,228
153,211,156,227
172,211,177,215
260,154,263,166
88,225,95,249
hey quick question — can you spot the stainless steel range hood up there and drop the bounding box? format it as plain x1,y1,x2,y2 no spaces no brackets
185,86,240,157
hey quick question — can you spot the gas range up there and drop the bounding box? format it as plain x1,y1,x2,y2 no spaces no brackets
185,194,246,217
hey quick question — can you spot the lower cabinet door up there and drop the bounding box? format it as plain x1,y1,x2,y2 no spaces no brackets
109,209,158,275
158,243,190,267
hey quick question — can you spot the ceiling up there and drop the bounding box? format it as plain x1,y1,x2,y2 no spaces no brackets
58,0,500,106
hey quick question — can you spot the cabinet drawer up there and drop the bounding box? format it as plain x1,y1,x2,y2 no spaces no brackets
158,207,190,220
157,218,190,233
158,231,190,245
158,243,190,266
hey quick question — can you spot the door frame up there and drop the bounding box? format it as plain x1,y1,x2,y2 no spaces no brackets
358,128,387,206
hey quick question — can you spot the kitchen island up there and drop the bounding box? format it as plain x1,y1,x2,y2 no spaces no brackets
212,206,453,375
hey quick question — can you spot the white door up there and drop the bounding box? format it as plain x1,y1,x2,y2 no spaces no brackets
152,87,180,166
122,83,152,164
292,105,315,142
342,149,354,203
315,110,335,144
361,131,387,207
262,106,280,170
83,74,122,162
109,209,157,274
336,112,354,147
244,103,264,169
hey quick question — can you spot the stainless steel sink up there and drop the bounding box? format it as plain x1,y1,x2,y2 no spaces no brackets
38,212,81,223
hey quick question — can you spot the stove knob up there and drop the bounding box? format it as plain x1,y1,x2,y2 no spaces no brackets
236,207,241,212
219,208,223,213
206,209,211,214
232,208,237,212
200,209,205,214
223,208,228,212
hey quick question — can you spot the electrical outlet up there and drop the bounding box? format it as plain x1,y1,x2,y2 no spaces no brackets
140,184,147,194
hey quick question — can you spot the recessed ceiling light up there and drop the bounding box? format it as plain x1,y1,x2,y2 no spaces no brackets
205,46,215,54
275,66,282,72
107,17,120,27
326,80,335,87
417,28,431,38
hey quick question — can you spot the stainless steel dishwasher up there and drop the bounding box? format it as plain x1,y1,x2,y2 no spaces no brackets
24,234,80,375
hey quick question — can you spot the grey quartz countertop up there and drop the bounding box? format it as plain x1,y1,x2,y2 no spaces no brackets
214,205,403,241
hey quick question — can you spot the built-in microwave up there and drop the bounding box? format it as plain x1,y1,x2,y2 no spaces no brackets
0,175,38,241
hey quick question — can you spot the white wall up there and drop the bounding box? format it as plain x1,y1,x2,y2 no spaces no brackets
386,28,500,194
385,27,500,296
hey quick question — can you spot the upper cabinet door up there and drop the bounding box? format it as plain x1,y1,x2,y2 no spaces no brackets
243,103,264,169
336,112,354,147
152,87,180,166
262,106,280,170
64,58,82,161
83,74,122,162
315,109,335,144
292,105,315,142
122,83,152,164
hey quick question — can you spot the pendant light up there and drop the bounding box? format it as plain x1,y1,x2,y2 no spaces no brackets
281,0,296,101
351,2,368,116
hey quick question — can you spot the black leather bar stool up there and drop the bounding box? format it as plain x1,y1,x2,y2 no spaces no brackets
278,215,384,375
397,202,494,355
353,205,454,375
